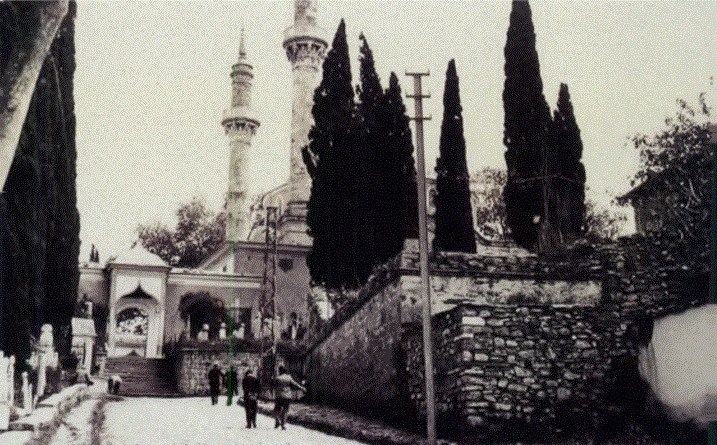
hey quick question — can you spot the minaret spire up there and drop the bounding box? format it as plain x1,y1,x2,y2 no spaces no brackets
239,25,246,59
222,28,260,242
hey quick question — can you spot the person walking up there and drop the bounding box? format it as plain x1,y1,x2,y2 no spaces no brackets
242,369,261,428
208,361,222,405
273,366,305,430
225,364,238,405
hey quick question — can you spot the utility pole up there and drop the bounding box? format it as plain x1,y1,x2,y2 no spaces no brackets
260,206,278,379
405,70,435,445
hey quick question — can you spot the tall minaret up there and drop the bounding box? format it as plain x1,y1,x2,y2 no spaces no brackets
223,29,260,242
282,0,328,242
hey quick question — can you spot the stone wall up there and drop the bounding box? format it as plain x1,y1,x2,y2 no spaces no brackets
304,279,414,426
433,304,627,431
303,235,698,438
175,345,260,395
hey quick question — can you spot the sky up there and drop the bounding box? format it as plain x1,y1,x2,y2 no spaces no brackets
74,1,716,262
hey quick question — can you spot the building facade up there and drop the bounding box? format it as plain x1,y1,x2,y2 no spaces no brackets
78,1,325,358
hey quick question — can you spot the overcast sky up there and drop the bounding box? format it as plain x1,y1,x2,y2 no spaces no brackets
74,1,716,262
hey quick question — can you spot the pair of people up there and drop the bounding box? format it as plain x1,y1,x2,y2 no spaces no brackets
208,361,241,405
241,366,306,430
208,361,305,430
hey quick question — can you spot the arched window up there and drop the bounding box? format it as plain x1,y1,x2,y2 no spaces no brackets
116,307,148,336
178,292,230,340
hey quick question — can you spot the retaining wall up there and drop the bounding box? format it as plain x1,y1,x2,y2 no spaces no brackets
304,280,414,426
175,345,260,395
303,236,698,437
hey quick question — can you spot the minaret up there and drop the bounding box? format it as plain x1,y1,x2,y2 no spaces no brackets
281,0,328,243
223,28,260,242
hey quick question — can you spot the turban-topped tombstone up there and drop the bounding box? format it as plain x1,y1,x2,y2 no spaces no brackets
37,324,54,397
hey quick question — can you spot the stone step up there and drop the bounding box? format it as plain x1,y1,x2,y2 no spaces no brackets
102,357,177,395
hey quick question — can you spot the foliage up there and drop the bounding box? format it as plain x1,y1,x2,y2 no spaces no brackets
304,19,365,290
0,2,78,362
357,35,415,268
621,93,712,273
502,0,550,252
434,59,476,253
304,24,416,291
380,72,417,245
547,83,586,245
356,33,382,269
583,199,627,241
136,196,225,268
472,167,508,239
89,244,99,262
179,292,230,339
502,1,585,253
473,167,622,241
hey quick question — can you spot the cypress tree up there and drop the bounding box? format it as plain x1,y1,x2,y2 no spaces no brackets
550,83,585,243
0,2,78,360
380,72,416,257
304,19,363,290
43,1,79,350
356,33,382,269
502,0,552,252
433,59,476,253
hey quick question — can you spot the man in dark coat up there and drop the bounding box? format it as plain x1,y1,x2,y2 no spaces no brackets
242,369,260,428
208,361,222,405
225,365,238,406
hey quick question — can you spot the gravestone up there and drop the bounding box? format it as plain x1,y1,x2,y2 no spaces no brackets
71,317,97,372
0,352,14,430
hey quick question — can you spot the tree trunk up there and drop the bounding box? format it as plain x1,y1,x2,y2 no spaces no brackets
0,1,69,189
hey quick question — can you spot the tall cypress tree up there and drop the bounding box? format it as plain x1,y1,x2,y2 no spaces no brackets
433,59,476,253
381,72,416,257
502,0,552,252
43,1,79,350
0,1,78,360
304,19,364,290
550,83,585,243
356,33,382,269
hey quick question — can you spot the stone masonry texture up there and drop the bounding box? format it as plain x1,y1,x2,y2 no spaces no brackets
300,235,702,439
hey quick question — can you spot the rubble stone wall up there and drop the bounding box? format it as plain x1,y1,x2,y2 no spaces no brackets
304,280,411,423
176,347,260,395
432,304,627,430
304,236,696,436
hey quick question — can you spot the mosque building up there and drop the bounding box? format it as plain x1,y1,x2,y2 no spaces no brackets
77,0,327,360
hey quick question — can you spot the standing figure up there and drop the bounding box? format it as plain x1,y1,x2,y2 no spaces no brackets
242,369,261,428
107,375,122,395
208,361,222,405
225,365,238,405
273,366,305,430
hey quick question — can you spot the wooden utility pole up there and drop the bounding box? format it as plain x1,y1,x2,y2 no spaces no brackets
405,70,435,445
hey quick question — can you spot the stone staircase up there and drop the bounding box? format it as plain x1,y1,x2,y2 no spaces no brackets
103,356,177,396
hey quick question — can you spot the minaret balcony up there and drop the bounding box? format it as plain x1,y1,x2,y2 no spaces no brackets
222,106,260,129
283,24,328,50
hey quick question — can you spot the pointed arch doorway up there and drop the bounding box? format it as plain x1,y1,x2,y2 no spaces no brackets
113,285,161,357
